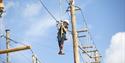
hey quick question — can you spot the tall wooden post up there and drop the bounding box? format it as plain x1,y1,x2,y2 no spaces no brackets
69,0,80,63
6,29,10,63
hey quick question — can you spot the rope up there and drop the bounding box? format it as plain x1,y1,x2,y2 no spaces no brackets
59,0,62,20
79,50,84,63
77,7,102,62
79,8,102,56
78,45,92,58
38,0,58,22
79,8,96,46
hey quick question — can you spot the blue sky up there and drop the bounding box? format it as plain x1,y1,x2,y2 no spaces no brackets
0,0,125,63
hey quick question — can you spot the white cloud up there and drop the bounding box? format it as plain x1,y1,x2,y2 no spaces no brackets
22,17,56,43
5,1,15,10
105,32,125,63
23,3,41,17
80,0,95,10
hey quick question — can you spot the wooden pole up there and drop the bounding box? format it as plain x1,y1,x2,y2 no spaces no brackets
32,55,36,63
94,51,100,63
0,46,31,54
6,29,10,63
69,0,80,63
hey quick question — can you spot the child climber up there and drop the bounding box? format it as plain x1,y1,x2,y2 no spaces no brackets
57,20,69,55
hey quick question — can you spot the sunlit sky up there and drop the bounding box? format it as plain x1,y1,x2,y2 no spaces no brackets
0,0,125,63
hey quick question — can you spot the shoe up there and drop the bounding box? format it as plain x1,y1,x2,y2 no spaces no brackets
58,51,61,54
58,51,65,55
60,52,65,55
64,38,67,40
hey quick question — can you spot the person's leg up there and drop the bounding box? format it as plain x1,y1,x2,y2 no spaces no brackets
58,34,65,55
60,40,64,52
58,36,65,55
57,32,65,55
58,33,63,54
58,38,61,53
58,41,62,52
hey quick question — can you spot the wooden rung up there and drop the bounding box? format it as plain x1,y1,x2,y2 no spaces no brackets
82,46,93,49
82,50,98,53
78,35,86,38
77,28,88,33
91,56,102,58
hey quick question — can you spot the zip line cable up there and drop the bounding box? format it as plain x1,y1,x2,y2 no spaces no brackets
59,0,67,20
38,0,58,22
59,0,62,20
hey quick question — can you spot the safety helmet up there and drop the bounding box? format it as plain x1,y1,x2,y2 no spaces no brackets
63,19,69,25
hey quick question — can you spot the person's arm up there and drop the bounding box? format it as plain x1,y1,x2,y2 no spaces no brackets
62,24,68,32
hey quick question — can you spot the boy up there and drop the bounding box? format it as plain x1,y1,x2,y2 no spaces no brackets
57,20,69,55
